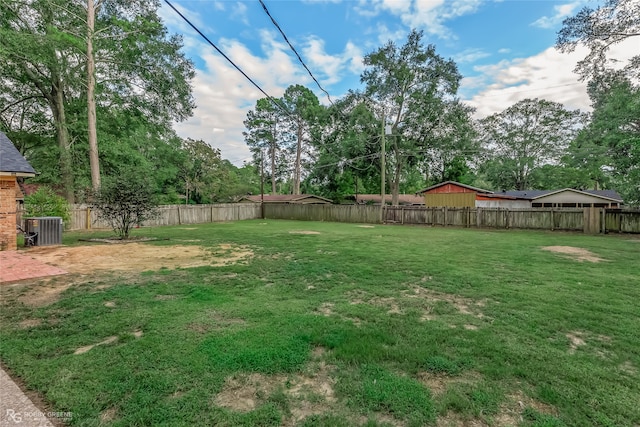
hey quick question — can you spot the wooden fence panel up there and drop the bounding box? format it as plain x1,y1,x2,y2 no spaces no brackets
553,209,583,231
35,202,640,234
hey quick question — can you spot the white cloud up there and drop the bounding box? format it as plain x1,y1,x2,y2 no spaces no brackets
231,2,250,26
463,47,590,118
463,37,637,118
453,48,491,64
158,2,214,36
530,1,587,29
354,0,482,39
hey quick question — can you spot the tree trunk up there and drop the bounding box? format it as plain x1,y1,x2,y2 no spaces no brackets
391,139,401,206
87,0,101,191
51,80,75,203
294,118,302,195
271,123,276,194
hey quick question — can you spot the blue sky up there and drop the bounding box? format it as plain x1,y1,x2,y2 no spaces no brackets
158,0,635,165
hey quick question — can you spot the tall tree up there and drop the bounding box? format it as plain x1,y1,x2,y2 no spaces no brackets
86,0,100,190
243,98,281,194
179,138,225,204
478,98,583,191
361,29,464,205
279,85,321,195
307,92,382,200
557,0,640,81
1,0,83,201
579,76,640,204
1,0,195,200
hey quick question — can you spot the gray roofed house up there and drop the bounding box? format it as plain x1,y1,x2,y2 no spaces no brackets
0,132,36,176
1,132,36,251
501,188,623,208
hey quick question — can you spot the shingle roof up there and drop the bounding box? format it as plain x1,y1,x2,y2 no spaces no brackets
502,188,623,202
417,181,493,194
239,194,333,204
0,132,36,175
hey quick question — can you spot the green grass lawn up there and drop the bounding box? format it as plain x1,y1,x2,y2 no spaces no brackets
1,220,639,426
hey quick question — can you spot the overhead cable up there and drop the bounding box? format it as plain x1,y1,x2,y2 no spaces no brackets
258,0,334,105
163,0,292,117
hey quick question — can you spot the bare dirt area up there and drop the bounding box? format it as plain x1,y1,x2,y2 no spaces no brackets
289,230,321,235
213,347,338,426
11,243,253,307
26,243,253,274
435,388,557,427
417,371,482,396
541,246,605,262
347,286,489,325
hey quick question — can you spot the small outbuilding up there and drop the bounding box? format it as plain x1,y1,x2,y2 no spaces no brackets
417,181,621,209
0,132,37,250
238,194,333,204
418,181,487,207
502,189,623,208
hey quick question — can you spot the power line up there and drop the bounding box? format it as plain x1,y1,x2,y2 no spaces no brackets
163,0,292,118
258,0,334,106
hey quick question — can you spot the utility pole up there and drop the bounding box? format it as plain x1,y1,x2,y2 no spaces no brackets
380,119,386,223
260,150,265,219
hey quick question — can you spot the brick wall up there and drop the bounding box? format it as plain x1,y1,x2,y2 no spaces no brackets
0,177,18,251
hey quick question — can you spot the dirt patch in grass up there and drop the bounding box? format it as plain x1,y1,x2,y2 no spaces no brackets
187,310,246,334
27,243,253,274
347,288,488,322
436,412,488,427
417,371,482,396
566,331,587,354
495,391,558,425
289,230,321,235
17,276,76,307
314,302,362,326
154,294,178,301
100,407,118,423
405,287,488,320
435,389,557,426
619,361,638,376
357,225,375,228
74,336,118,355
19,318,42,329
214,347,336,424
541,246,605,262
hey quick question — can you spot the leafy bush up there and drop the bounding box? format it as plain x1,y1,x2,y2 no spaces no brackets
24,186,71,225
92,171,159,239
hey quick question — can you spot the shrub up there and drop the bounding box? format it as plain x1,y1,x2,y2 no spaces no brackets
92,171,159,239
24,186,71,225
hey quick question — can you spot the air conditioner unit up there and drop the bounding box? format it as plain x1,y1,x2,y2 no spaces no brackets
25,217,63,246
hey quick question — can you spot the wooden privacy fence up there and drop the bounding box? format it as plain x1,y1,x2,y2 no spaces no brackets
64,204,261,230
18,203,640,233
386,206,640,233
264,203,381,224
264,204,640,234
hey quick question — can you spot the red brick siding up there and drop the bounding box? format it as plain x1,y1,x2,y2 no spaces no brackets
0,177,18,251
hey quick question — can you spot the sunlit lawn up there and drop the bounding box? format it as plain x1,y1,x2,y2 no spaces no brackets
1,220,639,426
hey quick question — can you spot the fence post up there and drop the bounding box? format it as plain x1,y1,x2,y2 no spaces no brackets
476,207,482,228
86,207,91,230
443,207,447,227
550,208,554,231
177,206,181,225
